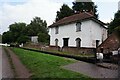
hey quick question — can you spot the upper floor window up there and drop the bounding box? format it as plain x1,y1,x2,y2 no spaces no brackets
55,26,59,34
76,22,81,32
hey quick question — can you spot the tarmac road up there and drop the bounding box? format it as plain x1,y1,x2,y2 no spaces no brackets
63,61,118,78
0,46,2,79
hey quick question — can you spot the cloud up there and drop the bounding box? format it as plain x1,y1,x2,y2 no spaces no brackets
0,0,63,34
0,0,119,34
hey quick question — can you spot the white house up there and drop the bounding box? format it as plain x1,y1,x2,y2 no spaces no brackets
49,12,107,48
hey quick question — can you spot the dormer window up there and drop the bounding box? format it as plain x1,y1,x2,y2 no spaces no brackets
55,26,59,34
76,22,81,32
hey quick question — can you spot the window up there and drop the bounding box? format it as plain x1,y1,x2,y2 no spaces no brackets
76,38,81,47
55,26,59,34
55,39,58,46
76,22,81,32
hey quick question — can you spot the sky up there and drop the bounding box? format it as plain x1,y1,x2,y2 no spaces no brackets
0,0,120,34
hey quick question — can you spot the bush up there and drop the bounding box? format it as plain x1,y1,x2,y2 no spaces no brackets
17,36,30,44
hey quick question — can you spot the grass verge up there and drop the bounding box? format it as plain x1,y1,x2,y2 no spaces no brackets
12,48,93,79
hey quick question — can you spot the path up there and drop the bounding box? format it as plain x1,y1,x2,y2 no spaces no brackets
62,61,118,78
0,46,2,79
5,47,31,78
1,46,14,78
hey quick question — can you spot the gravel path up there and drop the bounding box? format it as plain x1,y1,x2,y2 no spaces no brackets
5,47,31,78
62,61,118,78
1,46,14,78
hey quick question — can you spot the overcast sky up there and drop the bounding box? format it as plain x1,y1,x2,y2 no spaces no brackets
0,0,120,34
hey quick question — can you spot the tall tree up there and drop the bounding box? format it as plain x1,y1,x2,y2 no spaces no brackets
2,31,13,44
28,17,49,43
9,22,27,42
108,10,120,34
56,4,74,21
2,17,49,44
27,17,48,36
72,0,98,18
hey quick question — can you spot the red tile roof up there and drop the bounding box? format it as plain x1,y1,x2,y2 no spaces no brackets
49,12,105,28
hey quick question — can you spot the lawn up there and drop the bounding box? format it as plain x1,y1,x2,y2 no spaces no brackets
12,48,92,79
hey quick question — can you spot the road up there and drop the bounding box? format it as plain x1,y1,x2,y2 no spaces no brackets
63,61,118,78
0,46,2,79
1,46,14,78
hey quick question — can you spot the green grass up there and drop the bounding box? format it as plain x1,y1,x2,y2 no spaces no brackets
12,48,93,79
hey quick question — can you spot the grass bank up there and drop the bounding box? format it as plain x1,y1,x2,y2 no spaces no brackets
12,48,92,79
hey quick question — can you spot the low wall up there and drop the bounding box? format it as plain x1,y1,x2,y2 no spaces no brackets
44,46,60,51
24,43,95,55
24,43,42,50
62,47,95,55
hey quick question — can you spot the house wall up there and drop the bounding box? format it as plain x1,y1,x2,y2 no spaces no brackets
49,20,107,48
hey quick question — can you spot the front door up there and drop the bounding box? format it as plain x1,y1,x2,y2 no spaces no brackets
63,38,69,47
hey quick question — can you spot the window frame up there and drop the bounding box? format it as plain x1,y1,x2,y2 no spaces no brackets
55,26,59,34
76,22,81,32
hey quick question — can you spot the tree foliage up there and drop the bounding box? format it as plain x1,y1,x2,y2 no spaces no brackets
55,1,98,21
108,10,120,34
17,35,30,44
27,17,48,36
2,17,49,44
38,33,50,43
72,0,98,18
2,31,13,44
56,4,74,21
9,22,27,42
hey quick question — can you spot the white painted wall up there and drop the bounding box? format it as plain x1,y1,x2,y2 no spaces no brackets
49,19,107,48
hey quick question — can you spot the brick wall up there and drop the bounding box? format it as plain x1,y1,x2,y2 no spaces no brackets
97,33,120,54
44,46,60,51
62,47,95,55
24,43,42,50
24,43,95,55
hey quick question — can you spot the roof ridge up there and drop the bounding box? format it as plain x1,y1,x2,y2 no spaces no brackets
56,12,92,22
49,12,101,27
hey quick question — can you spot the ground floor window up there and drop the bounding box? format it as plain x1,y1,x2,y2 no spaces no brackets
76,38,81,47
55,39,58,46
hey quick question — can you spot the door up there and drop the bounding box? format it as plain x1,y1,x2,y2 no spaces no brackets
63,38,69,47
96,40,100,48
